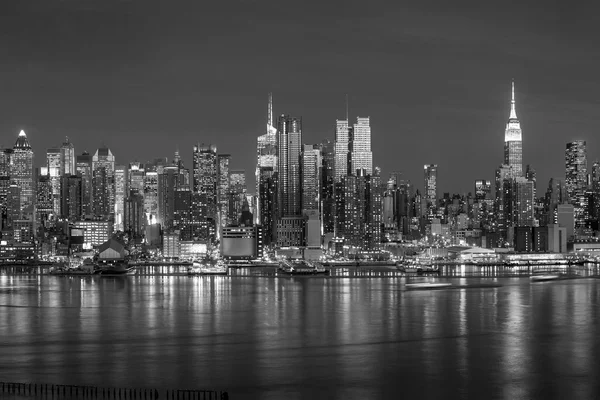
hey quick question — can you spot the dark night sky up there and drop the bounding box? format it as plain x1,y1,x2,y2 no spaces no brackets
1,0,599,195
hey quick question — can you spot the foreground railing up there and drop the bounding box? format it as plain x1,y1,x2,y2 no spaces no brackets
0,382,229,399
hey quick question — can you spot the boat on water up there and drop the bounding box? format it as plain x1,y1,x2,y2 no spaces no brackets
48,265,96,276
530,274,561,282
187,259,228,276
97,262,136,276
278,260,330,276
396,261,440,275
405,282,452,290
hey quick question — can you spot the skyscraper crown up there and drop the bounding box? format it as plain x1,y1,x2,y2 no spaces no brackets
14,130,32,150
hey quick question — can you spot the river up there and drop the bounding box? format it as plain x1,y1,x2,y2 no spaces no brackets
0,268,599,399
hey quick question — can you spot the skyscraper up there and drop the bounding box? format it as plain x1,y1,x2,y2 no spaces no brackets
349,117,373,176
301,145,321,212
277,115,302,217
229,170,246,223
504,81,523,178
334,119,350,183
565,140,587,228
128,162,145,195
193,144,218,221
92,147,115,219
60,137,76,176
47,147,62,216
76,151,93,216
319,139,335,234
12,130,34,216
114,165,127,231
255,93,278,223
424,164,438,215
258,167,277,245
143,170,159,225
36,170,53,226
474,180,492,201
158,164,179,229
60,174,83,221
217,154,231,228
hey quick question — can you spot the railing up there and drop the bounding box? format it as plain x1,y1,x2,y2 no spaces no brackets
0,382,229,399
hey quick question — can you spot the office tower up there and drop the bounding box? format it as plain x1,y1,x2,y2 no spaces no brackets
0,148,11,229
349,117,373,176
592,161,600,219
340,169,382,250
319,139,335,234
173,188,192,240
128,162,145,195
424,164,438,215
158,164,179,229
46,148,61,216
565,140,587,228
193,144,218,223
60,137,75,176
301,145,321,212
474,180,491,201
277,115,302,217
334,119,350,182
60,175,83,221
217,154,231,228
124,191,145,240
92,146,115,219
12,130,34,216
383,180,397,238
229,170,246,223
545,177,568,225
525,164,536,195
494,164,514,234
255,93,278,224
258,167,277,245
36,170,53,226
238,197,253,226
76,151,93,215
6,183,20,228
504,81,523,177
511,177,535,227
143,171,159,225
114,165,127,231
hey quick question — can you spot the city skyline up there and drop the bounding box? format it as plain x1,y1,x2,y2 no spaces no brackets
1,2,599,194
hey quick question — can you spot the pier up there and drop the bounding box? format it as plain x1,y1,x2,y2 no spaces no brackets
0,381,228,399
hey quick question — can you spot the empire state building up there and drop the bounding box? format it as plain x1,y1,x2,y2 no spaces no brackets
504,80,523,177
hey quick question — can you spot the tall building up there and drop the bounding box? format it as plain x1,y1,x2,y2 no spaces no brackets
565,140,587,228
255,93,278,224
157,164,180,229
349,117,373,176
258,167,277,245
319,139,335,234
76,151,93,216
334,119,350,183
173,188,192,240
474,180,491,201
12,130,34,216
114,165,127,231
36,170,53,226
229,170,246,223
92,147,115,219
424,164,438,215
277,115,302,217
124,191,145,240
60,137,76,176
60,175,83,221
193,144,218,222
301,145,321,212
144,170,159,225
0,148,12,229
511,177,535,227
217,154,231,228
128,162,145,195
504,81,523,177
46,147,62,216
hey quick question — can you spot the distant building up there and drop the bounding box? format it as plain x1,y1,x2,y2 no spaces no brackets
60,175,83,221
74,219,114,248
163,231,180,258
221,225,263,260
12,130,34,216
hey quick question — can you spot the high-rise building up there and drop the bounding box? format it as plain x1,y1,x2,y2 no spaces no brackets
46,147,62,216
60,174,83,221
592,161,600,219
124,191,145,240
525,164,536,195
474,180,491,201
277,115,302,217
424,164,438,215
158,164,179,229
0,148,12,229
60,137,76,176
173,188,192,240
258,167,277,245
144,170,159,225
128,162,145,195
114,165,127,231
349,117,373,176
565,140,588,228
193,144,218,222
92,147,115,219
504,81,523,178
255,93,278,224
36,169,53,226
217,154,231,228
334,119,350,183
511,177,535,227
301,145,321,212
229,170,246,223
12,130,34,217
76,151,93,216
319,139,335,234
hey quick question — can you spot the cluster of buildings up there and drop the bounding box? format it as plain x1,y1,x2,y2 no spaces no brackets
1,82,599,263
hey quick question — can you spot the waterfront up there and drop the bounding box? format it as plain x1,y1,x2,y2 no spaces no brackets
1,270,600,399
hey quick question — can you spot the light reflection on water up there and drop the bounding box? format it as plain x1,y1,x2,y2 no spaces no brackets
0,273,599,399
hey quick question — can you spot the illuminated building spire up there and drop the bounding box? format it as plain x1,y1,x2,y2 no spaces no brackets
267,92,273,128
509,79,518,120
